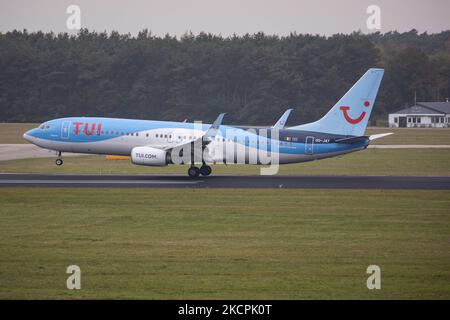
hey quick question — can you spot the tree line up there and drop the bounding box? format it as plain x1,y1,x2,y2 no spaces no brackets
0,29,449,126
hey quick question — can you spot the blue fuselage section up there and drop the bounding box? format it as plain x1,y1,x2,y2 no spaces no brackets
24,117,369,164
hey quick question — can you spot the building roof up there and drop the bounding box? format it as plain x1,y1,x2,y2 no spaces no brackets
391,101,450,115
418,102,450,114
392,105,442,115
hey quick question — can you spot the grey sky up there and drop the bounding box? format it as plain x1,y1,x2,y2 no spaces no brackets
0,0,449,36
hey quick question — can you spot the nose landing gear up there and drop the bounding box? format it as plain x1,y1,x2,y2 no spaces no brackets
55,151,63,166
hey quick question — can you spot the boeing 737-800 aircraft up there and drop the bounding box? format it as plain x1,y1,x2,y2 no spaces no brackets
23,68,391,177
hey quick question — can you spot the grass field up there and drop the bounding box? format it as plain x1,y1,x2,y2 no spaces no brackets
0,188,448,299
1,149,449,176
1,123,449,145
0,123,37,144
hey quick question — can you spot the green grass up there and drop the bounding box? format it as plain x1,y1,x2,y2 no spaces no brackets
0,123,37,143
365,127,450,145
0,188,448,299
0,124,449,145
1,149,449,176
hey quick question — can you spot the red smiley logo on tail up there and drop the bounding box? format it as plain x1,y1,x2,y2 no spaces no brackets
339,101,370,124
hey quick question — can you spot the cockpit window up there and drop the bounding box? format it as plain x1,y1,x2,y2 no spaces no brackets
39,123,50,130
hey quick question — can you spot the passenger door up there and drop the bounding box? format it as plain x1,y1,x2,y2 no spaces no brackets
61,121,71,139
305,136,314,155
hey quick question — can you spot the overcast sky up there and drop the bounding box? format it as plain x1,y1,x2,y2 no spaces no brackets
0,0,449,36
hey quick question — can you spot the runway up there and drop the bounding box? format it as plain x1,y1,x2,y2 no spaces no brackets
0,144,85,161
0,173,449,189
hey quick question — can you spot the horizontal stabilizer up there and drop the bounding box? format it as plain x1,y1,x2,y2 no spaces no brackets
335,136,369,144
369,133,394,141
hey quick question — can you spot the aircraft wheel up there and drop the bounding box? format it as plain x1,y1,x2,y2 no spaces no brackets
188,166,200,178
200,165,212,176
55,158,63,166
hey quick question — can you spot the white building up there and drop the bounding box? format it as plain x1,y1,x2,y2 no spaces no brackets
389,101,450,128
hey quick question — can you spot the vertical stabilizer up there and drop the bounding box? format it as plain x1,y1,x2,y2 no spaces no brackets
289,68,384,136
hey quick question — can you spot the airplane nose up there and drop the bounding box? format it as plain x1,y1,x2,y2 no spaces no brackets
23,130,33,142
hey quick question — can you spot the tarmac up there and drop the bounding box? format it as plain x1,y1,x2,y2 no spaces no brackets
0,173,448,189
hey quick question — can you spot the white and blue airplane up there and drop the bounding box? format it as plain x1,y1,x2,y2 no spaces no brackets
23,68,391,177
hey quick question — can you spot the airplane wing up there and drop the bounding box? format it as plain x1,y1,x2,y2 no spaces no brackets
272,109,293,129
163,113,226,151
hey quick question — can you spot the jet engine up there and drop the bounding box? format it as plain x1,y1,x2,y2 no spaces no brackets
131,146,170,166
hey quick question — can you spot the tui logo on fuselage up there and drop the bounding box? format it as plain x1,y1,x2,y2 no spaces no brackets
73,122,102,136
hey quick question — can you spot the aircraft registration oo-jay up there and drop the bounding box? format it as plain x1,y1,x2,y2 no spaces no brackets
23,68,392,177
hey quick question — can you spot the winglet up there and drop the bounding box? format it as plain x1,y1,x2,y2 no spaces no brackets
369,132,394,141
165,113,226,151
205,113,226,138
272,109,293,129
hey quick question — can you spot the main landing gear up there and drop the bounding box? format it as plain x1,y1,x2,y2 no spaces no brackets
200,165,212,176
187,140,212,177
187,165,212,178
55,151,63,166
